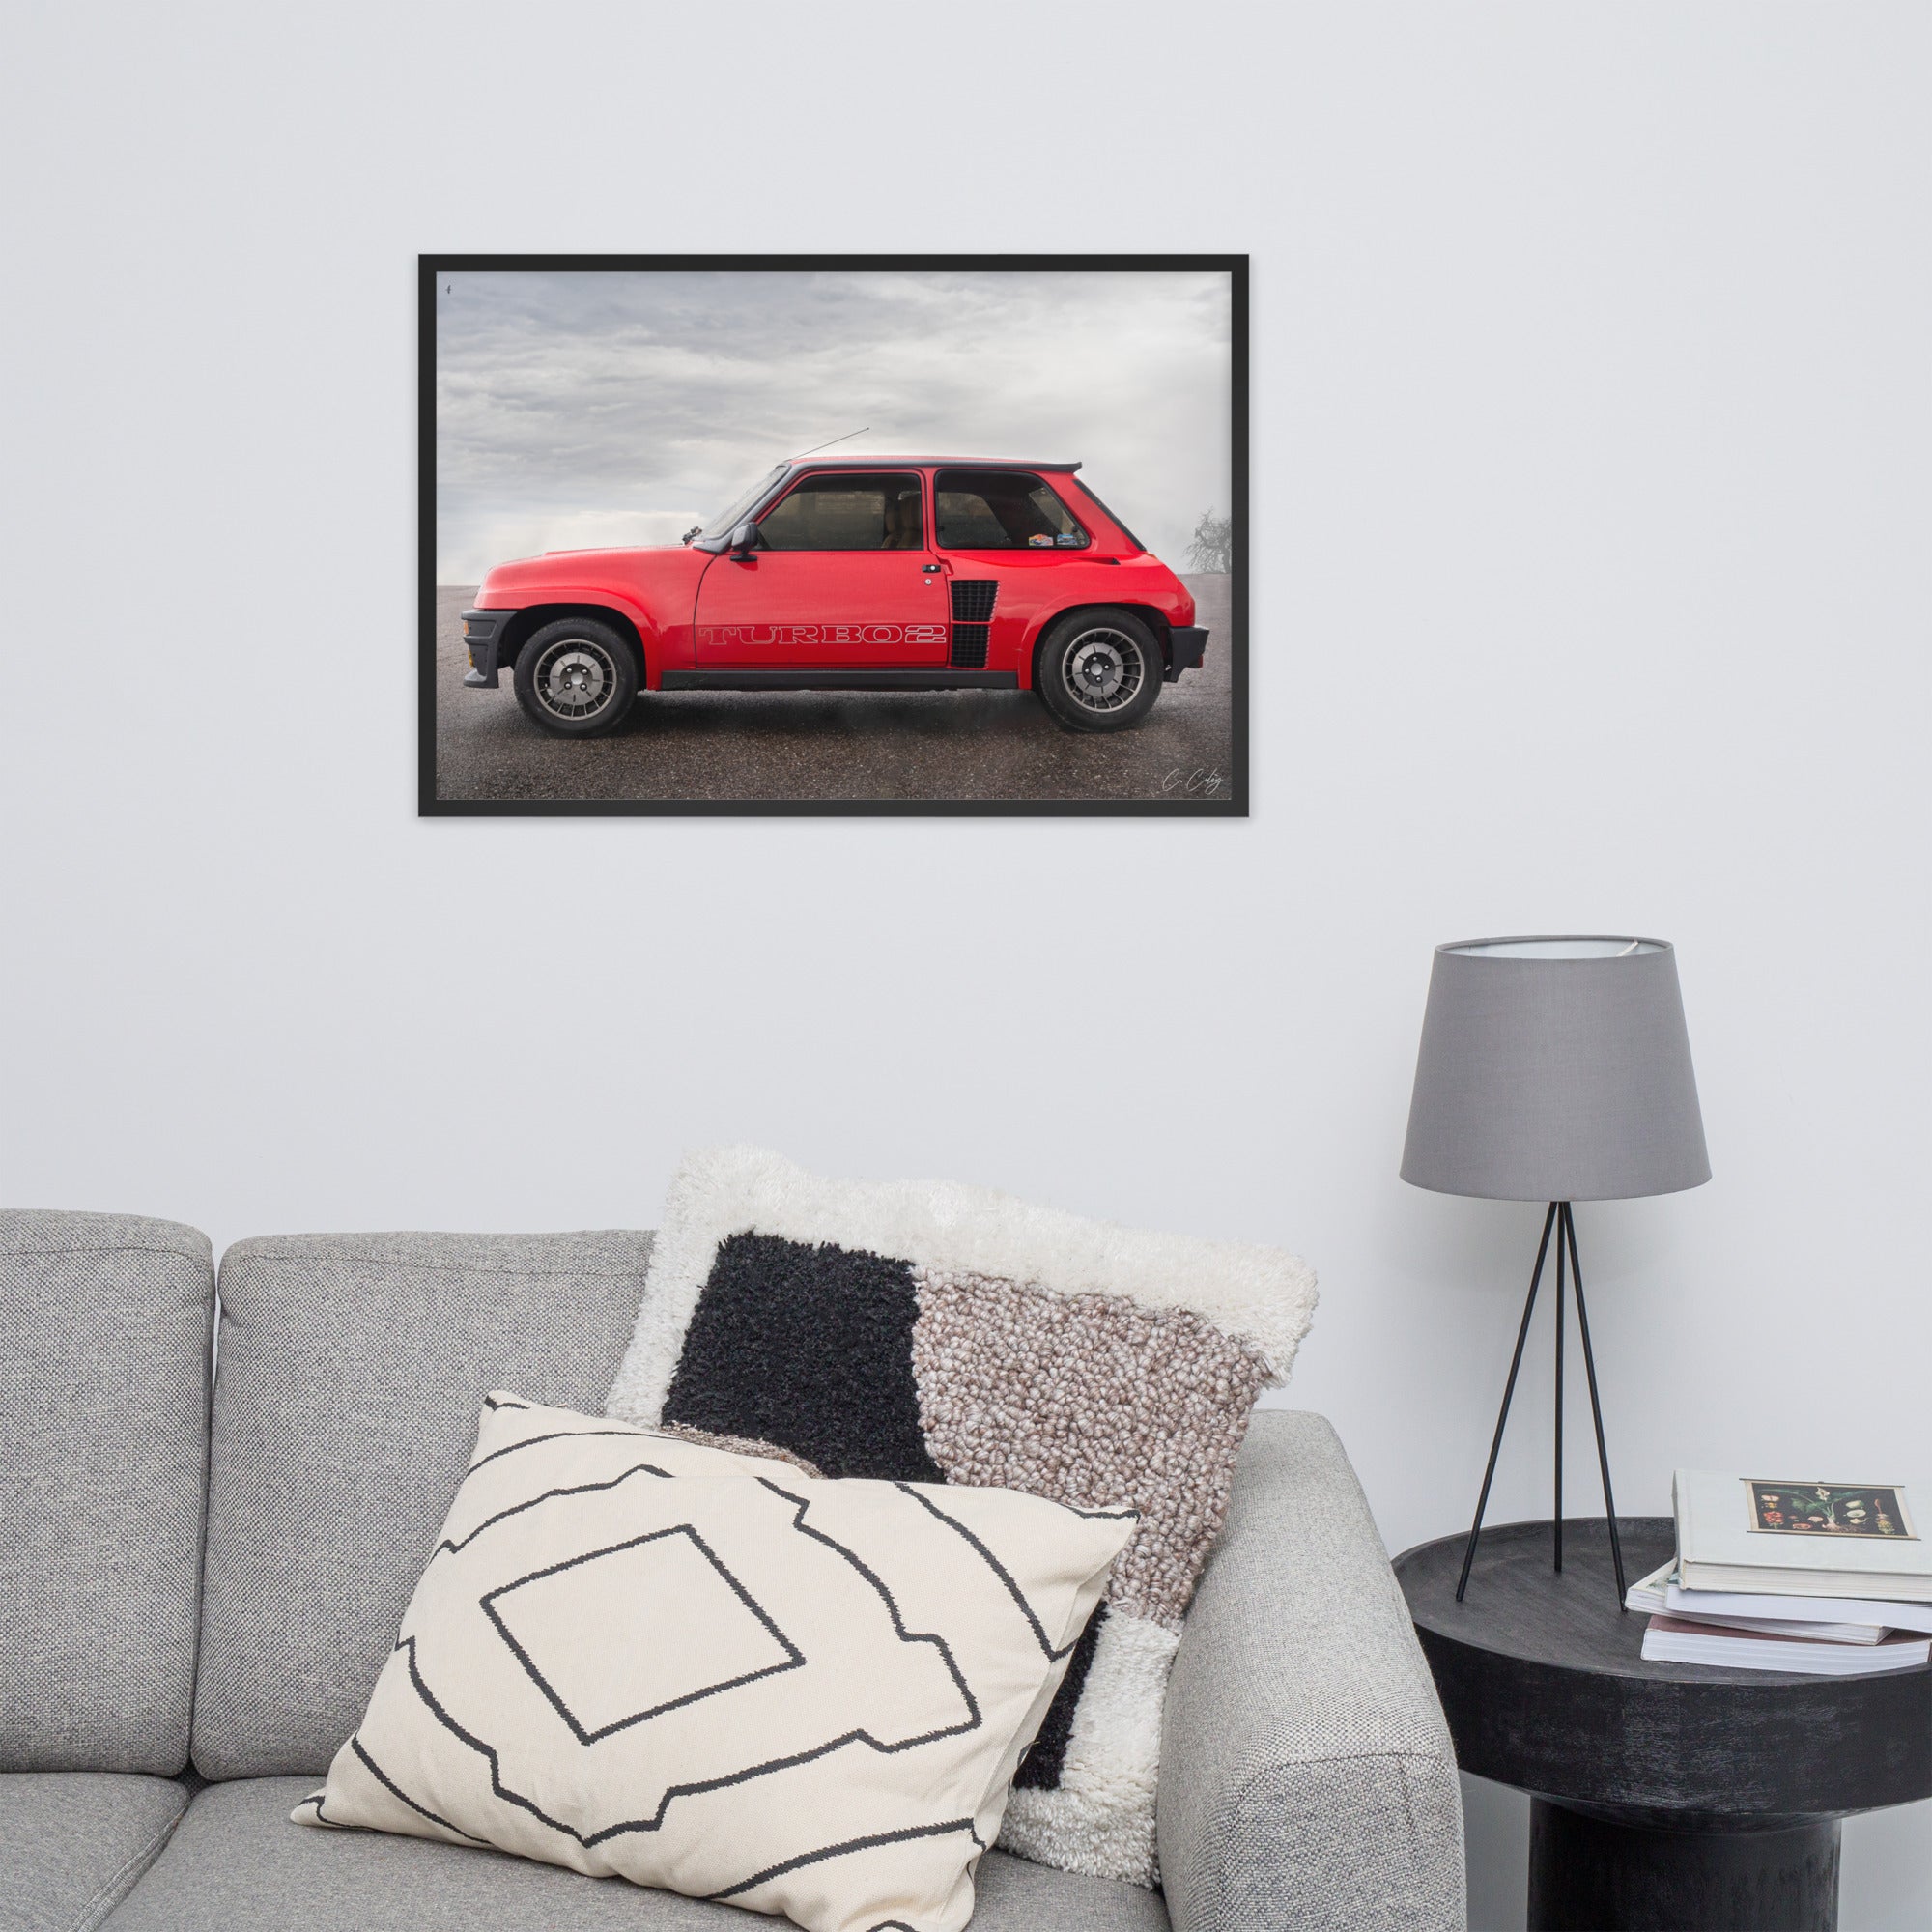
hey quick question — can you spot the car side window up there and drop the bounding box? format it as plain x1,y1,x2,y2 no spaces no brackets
757,472,925,552
934,469,1089,551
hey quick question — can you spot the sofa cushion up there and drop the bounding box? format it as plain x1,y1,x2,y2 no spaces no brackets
191,1232,655,1778
0,1211,214,1774
0,1771,187,1932
101,1778,1168,1931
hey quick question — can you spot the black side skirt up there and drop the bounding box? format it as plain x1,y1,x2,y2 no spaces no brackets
661,668,1018,692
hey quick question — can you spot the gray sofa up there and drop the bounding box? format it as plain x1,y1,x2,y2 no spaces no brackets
0,1210,1464,1932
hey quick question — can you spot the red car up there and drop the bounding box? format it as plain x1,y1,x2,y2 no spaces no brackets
460,457,1208,737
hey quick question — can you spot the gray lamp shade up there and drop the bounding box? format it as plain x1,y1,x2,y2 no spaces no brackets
1401,936,1710,1203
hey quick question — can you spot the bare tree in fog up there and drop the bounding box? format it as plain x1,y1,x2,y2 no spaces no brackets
1185,510,1233,573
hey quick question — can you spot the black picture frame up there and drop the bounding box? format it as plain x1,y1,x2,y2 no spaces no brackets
418,253,1248,817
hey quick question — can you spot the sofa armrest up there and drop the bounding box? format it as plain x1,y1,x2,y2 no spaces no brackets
1157,1410,1465,1932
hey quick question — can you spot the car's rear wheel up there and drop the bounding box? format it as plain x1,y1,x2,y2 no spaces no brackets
1034,608,1162,733
513,618,639,737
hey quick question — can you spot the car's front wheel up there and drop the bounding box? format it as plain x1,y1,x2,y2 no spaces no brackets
513,618,639,737
1034,608,1163,733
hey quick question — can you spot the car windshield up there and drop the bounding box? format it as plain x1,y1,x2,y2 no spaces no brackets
698,465,788,539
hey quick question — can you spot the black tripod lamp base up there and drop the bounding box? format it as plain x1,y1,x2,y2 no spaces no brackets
1455,1201,1628,1608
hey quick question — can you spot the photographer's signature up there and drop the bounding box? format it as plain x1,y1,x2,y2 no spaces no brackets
1160,766,1228,797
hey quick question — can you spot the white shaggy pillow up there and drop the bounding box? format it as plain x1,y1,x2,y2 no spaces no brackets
295,1395,1134,1932
606,1146,1319,1886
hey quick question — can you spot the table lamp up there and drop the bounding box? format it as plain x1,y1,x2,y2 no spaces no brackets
1402,936,1709,1607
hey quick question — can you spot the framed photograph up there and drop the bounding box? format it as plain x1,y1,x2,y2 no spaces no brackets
419,255,1246,816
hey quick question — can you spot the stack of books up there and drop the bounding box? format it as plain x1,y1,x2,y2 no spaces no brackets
1633,1471,1932,1675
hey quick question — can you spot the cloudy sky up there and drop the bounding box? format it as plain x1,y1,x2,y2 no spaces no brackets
435,269,1232,582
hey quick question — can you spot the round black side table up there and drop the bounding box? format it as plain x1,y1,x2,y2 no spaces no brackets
1395,1518,1932,1932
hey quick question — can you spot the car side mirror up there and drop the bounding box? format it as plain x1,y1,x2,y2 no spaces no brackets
727,519,759,558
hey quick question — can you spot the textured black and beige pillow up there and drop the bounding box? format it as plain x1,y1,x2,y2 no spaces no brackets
605,1146,1319,1886
296,1395,1132,1932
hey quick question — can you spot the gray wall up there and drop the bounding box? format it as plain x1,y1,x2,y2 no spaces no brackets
1,6,1926,1926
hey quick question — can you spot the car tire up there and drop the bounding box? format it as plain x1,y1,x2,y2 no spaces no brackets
1034,608,1163,733
513,617,639,737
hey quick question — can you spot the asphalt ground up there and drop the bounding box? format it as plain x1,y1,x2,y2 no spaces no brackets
429,574,1236,809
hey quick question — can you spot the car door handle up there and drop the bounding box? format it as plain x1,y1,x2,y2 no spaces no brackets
922,564,942,574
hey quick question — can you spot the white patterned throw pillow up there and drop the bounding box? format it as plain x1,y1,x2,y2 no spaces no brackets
295,1395,1134,1932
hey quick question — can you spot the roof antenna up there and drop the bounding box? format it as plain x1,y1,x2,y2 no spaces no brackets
792,426,869,458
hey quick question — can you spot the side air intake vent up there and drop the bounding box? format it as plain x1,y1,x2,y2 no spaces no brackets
950,579,997,668
951,580,999,623
950,625,990,669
